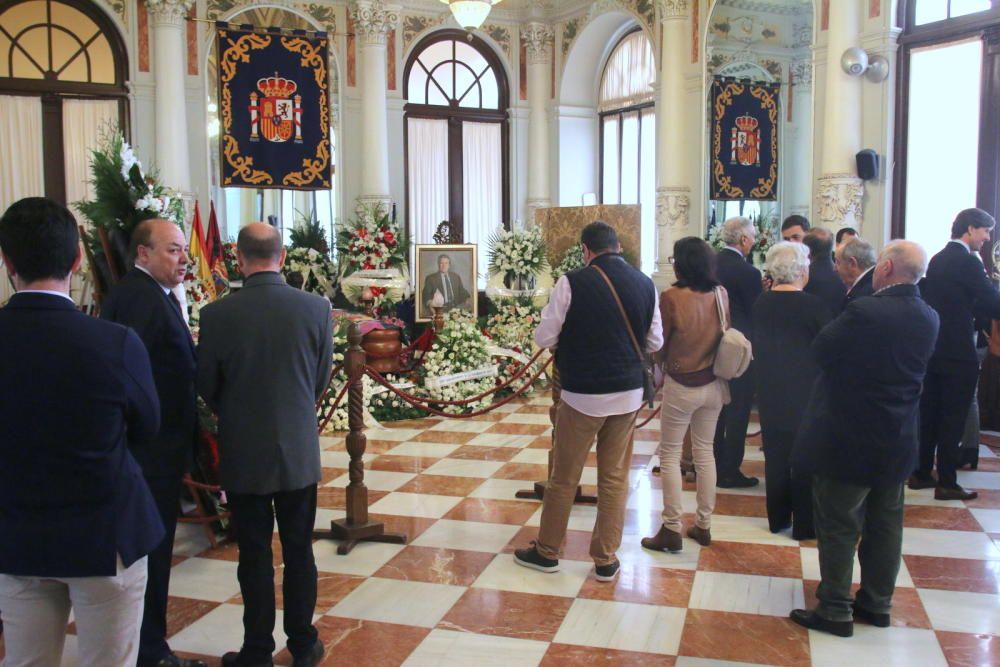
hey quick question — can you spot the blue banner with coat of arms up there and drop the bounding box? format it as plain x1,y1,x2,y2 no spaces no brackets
710,77,779,201
217,24,331,190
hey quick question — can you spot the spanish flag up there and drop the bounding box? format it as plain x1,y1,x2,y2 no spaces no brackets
189,202,216,299
206,201,229,293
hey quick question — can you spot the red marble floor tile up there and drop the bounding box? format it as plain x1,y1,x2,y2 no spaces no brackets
320,439,347,451
741,460,766,478
486,422,550,435
935,630,1000,667
975,457,1000,472
320,467,347,485
200,534,281,565
678,609,810,667
396,474,485,497
904,555,1000,594
540,644,675,666
447,445,521,461
632,454,653,468
802,580,932,629
272,616,429,667
467,411,513,422
358,438,405,454
903,506,984,531
229,571,365,612
368,454,440,473
978,433,1000,447
374,545,496,586
529,436,554,449
316,487,388,510
438,588,573,641
698,541,803,579
503,526,595,561
713,493,769,518
964,489,1000,509
410,429,479,444
165,597,220,638
443,498,541,525
367,513,438,541
519,404,554,415
578,564,694,607
493,462,551,481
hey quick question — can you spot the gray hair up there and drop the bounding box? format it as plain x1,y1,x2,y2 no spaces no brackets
879,240,928,284
840,238,877,270
765,241,811,285
721,216,754,246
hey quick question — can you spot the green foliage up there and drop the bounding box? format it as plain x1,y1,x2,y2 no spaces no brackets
288,208,330,255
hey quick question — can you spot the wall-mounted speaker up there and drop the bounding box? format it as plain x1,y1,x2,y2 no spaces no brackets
856,149,879,181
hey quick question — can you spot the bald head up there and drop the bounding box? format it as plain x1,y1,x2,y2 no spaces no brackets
237,222,285,275
803,228,834,263
873,240,927,291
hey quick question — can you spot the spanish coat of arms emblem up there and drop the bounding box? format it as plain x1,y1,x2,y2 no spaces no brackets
248,73,303,143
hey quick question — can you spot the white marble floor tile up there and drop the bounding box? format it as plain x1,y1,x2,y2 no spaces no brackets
808,625,947,667
800,547,914,587
172,523,213,557
901,527,1000,560
166,558,241,602
469,478,541,501
633,439,660,455
367,427,425,441
511,448,550,465
688,571,805,617
970,508,1000,532
981,443,999,458
616,534,704,571
524,503,597,532
170,603,285,656
472,554,592,598
384,442,460,458
319,435,345,450
329,469,416,491
580,467,598,486
903,487,967,508
313,508,347,531
421,458,504,478
320,450,375,469
675,659,765,667
708,515,795,546
329,577,465,628
957,470,1000,490
313,539,405,576
626,483,665,512
553,598,686,655
743,446,765,462
493,401,528,412
466,433,537,448
413,519,521,553
368,491,463,518
501,413,553,425
918,588,1000,635
403,629,548,667
429,420,494,433
527,396,551,406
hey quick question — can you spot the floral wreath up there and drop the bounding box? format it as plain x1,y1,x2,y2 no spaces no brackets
282,247,337,296
335,203,409,313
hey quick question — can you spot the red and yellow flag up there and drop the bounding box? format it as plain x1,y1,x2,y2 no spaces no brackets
206,201,229,293
188,202,216,299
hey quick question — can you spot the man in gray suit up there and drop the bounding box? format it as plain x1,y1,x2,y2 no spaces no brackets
196,223,333,667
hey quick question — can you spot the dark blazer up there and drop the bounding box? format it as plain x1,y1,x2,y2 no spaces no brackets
422,270,471,312
102,268,197,478
843,268,874,309
716,247,762,339
0,293,164,577
196,272,334,495
794,284,939,486
804,257,847,317
922,241,1000,372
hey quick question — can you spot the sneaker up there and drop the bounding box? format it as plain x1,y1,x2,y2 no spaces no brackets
514,542,560,573
594,560,620,582
717,473,759,488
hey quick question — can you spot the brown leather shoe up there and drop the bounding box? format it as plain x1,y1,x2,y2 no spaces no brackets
934,485,978,501
641,525,683,552
687,525,712,546
908,473,937,490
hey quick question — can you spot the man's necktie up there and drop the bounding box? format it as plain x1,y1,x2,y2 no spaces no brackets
443,273,453,303
168,291,184,317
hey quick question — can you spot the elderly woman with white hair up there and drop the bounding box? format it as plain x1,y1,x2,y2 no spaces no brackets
753,241,832,540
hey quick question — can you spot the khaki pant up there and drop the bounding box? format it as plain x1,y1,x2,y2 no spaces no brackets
536,401,638,566
0,556,148,667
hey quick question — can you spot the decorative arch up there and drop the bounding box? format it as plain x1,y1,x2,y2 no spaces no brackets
560,10,637,107
402,23,513,86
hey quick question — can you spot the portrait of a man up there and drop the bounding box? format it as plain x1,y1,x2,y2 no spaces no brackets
415,244,477,321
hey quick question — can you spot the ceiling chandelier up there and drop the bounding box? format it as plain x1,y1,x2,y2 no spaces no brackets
440,0,503,31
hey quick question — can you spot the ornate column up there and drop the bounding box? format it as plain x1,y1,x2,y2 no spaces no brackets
350,1,399,212
523,22,554,225
654,1,690,289
816,0,864,229
147,0,193,192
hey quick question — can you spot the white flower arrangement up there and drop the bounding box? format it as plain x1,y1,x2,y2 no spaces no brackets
487,227,549,283
418,317,495,414
283,247,337,297
553,244,584,280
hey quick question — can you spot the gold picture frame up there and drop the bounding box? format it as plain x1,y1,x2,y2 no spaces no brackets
414,244,478,322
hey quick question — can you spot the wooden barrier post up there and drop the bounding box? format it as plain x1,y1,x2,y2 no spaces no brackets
316,323,406,554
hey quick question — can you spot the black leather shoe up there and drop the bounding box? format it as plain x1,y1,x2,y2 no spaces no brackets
155,656,208,667
852,603,891,628
789,609,853,637
934,485,978,501
293,640,325,667
221,652,274,667
717,473,759,488
907,473,936,490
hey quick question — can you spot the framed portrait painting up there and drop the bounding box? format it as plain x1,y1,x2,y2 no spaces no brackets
415,244,477,322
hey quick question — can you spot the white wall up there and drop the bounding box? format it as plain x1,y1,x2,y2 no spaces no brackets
556,106,598,206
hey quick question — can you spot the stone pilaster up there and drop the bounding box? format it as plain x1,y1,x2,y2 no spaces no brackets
523,22,554,222
147,0,194,192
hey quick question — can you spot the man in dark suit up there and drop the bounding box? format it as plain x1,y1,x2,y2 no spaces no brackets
835,237,876,309
421,253,470,317
101,219,203,667
197,223,333,667
791,240,939,637
713,216,763,487
911,208,1000,500
781,214,810,243
0,197,164,665
803,228,847,317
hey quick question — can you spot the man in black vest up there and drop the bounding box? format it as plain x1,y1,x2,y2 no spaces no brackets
910,208,1000,500
514,222,661,582
803,227,847,317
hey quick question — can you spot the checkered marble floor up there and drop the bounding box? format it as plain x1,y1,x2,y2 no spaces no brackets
5,392,1000,666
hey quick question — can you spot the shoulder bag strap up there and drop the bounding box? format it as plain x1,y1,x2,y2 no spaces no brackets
714,286,729,331
591,265,645,363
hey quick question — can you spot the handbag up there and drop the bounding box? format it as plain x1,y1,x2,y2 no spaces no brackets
712,286,753,380
592,266,656,408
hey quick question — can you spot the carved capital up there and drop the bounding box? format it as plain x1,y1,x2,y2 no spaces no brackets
522,22,554,66
790,60,813,86
146,0,193,27
355,195,392,217
658,0,689,21
350,1,400,47
656,186,691,229
815,175,864,229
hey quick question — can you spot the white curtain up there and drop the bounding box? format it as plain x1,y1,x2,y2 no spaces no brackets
407,117,449,247
599,31,656,112
462,122,501,287
0,95,44,305
63,99,118,207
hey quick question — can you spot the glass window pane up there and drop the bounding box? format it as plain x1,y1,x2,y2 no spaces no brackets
640,109,656,274
407,64,428,103
602,116,620,205
950,0,993,18
426,77,449,106
455,41,487,76
914,0,948,25
418,40,454,70
599,31,655,111
905,38,982,255
430,61,455,101
455,62,477,104
620,112,640,205
89,38,115,84
458,82,481,108
479,69,499,108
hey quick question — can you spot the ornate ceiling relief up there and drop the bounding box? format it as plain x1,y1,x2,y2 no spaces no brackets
482,24,512,60
656,186,692,229
401,14,445,52
657,0,688,20
789,59,812,86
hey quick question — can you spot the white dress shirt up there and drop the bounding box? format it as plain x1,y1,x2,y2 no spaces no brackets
535,274,663,417
17,289,75,303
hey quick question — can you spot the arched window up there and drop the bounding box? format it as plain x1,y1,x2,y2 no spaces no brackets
894,0,1000,253
599,28,655,272
404,30,509,284
0,0,128,207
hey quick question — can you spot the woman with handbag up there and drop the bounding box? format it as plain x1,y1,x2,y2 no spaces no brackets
642,237,731,552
